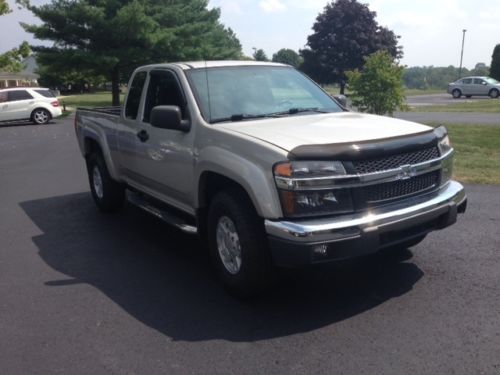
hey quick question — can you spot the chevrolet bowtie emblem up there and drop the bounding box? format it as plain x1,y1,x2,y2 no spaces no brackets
398,164,415,180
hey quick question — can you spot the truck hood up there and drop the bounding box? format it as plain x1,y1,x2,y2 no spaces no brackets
216,112,432,152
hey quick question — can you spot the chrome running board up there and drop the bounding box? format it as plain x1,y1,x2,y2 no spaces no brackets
127,191,198,235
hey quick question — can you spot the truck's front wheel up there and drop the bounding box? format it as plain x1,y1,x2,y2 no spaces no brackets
208,189,274,296
86,153,125,213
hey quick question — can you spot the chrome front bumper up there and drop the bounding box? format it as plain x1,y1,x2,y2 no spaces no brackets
265,181,466,266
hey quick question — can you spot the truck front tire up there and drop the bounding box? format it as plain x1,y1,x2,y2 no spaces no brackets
86,152,125,213
207,188,274,296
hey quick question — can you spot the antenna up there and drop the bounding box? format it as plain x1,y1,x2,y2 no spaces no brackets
204,59,212,122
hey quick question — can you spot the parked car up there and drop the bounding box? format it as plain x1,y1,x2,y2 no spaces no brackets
75,61,467,296
447,76,500,99
0,87,62,124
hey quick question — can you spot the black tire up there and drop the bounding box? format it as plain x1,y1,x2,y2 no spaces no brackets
207,188,274,297
86,152,125,213
452,89,462,99
489,89,499,99
31,108,51,124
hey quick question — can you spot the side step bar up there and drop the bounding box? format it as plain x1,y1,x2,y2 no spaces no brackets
127,191,198,235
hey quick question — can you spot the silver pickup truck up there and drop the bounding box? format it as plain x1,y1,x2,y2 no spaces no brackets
75,61,467,295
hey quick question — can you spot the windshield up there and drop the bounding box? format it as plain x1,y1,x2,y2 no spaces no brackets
485,77,499,84
185,66,342,123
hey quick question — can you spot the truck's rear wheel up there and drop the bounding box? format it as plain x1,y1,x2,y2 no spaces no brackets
86,152,125,213
207,188,274,296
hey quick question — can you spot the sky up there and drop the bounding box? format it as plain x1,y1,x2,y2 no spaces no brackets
1,0,500,69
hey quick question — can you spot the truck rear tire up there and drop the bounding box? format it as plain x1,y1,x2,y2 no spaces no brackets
207,188,274,297
86,152,125,213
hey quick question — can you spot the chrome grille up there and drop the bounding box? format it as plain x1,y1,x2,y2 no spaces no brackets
359,171,440,203
353,147,440,174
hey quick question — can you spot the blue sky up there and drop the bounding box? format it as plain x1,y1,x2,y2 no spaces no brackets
2,0,500,68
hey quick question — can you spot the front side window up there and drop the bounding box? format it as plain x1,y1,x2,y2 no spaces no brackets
7,90,33,102
143,70,186,123
461,78,472,84
0,92,7,103
186,66,342,123
125,71,147,120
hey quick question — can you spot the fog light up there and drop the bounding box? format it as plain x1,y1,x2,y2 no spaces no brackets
313,244,328,256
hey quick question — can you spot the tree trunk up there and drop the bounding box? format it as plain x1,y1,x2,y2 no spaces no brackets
111,64,120,106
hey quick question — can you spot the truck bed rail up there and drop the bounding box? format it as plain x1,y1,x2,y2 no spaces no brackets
77,106,122,116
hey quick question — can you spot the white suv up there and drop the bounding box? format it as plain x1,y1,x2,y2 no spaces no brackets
0,87,63,125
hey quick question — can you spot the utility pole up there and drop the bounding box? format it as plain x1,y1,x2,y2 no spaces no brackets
459,29,467,78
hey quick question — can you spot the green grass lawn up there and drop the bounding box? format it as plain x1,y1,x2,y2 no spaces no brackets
414,99,500,113
434,124,500,185
404,88,444,96
59,92,124,108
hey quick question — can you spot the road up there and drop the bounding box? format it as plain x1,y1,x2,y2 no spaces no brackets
406,93,488,107
1,117,499,374
394,111,500,125
395,93,500,124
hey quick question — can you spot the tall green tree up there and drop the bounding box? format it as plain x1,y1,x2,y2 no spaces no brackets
346,50,406,116
301,0,402,84
20,0,242,105
490,44,500,81
0,41,31,72
252,48,269,62
272,48,302,68
0,0,10,15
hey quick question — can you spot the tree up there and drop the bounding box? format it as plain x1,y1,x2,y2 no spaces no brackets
20,0,242,105
272,48,302,68
0,0,10,15
490,44,500,81
301,0,402,84
252,48,269,62
0,41,31,72
470,63,489,77
346,50,405,116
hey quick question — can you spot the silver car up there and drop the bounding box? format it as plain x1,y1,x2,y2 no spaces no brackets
447,76,500,99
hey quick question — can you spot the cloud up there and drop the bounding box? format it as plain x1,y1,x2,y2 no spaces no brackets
259,0,287,13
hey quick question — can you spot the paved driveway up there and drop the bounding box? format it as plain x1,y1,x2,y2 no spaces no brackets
1,117,499,374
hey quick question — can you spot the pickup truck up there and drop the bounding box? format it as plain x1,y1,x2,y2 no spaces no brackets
75,61,467,295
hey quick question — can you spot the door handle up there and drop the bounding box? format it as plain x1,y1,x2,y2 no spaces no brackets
136,129,149,142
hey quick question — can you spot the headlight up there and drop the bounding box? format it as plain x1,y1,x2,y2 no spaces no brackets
435,126,454,184
438,134,452,155
273,161,354,218
435,126,452,155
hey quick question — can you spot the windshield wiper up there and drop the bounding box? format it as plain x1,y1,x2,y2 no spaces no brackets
269,107,331,116
210,113,274,124
210,108,331,124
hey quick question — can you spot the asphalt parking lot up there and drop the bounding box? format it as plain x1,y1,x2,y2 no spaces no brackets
1,117,499,374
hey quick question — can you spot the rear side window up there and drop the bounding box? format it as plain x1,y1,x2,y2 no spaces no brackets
34,89,56,98
0,92,7,103
7,90,33,102
473,78,485,85
125,72,147,120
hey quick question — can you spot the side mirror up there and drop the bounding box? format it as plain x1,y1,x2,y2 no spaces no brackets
150,105,190,132
333,94,347,107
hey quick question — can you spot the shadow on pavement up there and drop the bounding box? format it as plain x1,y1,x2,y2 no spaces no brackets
20,192,424,342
